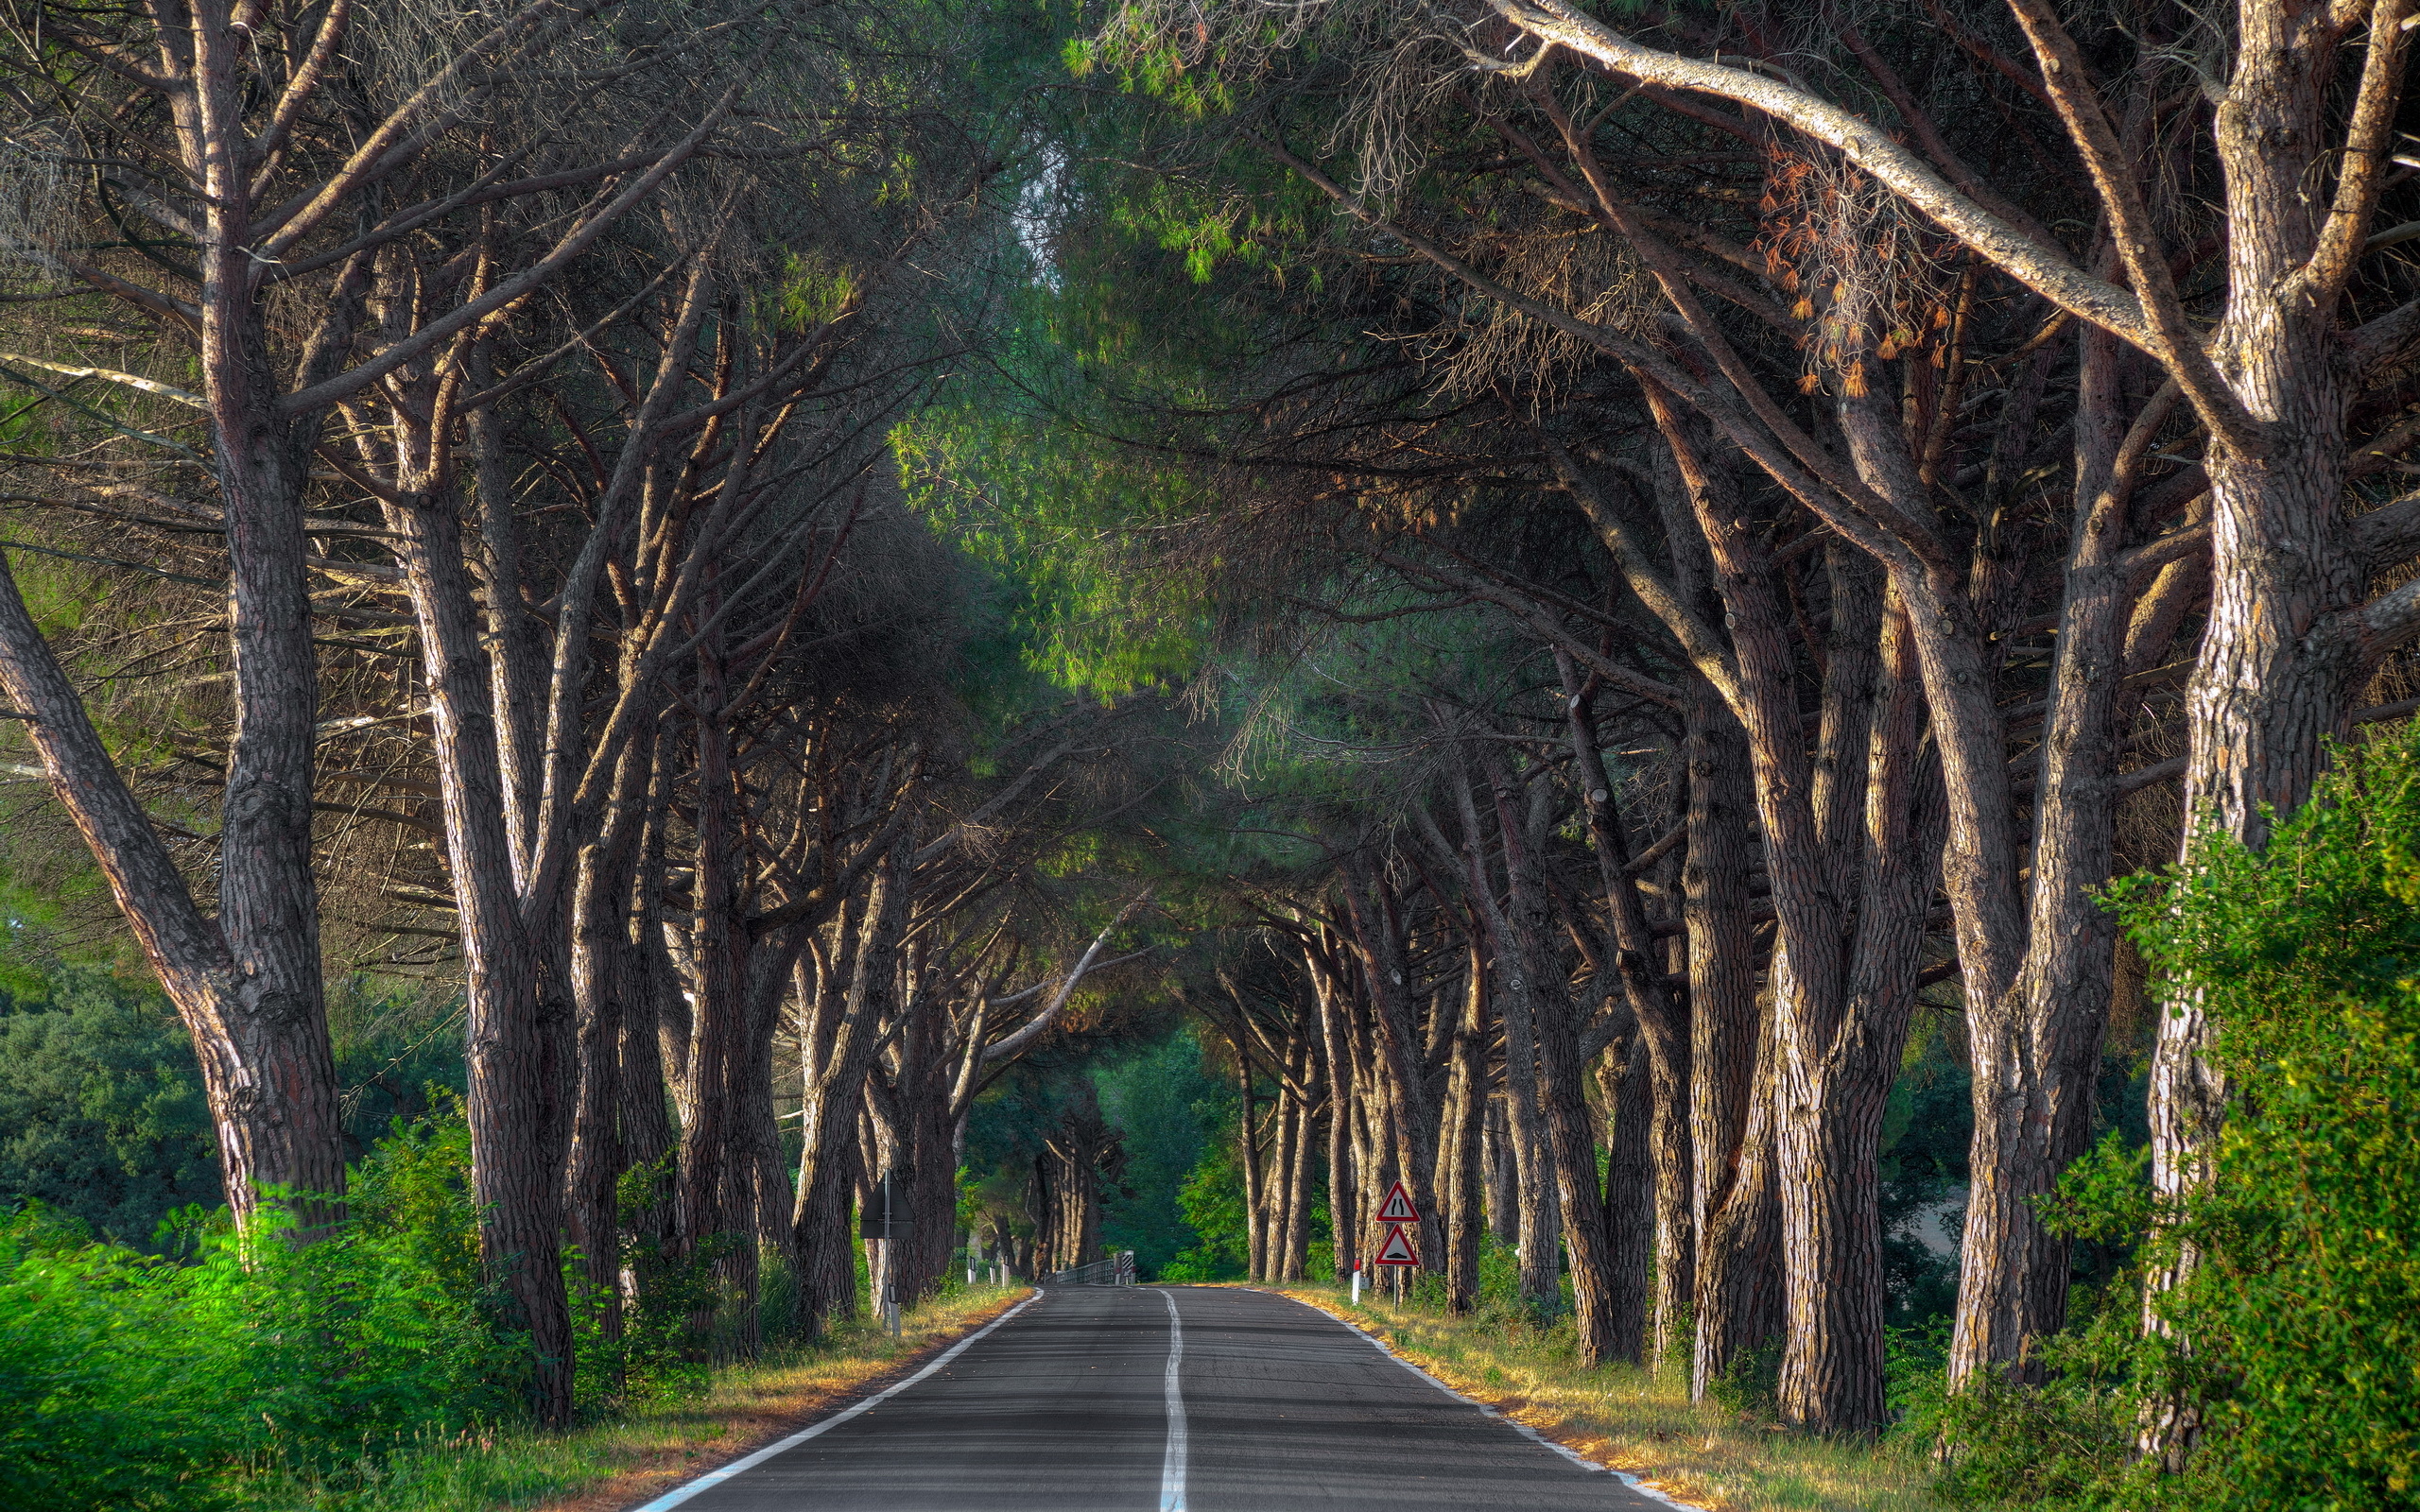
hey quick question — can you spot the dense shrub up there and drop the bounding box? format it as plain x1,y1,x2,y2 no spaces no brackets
1921,728,2420,1509
0,967,219,1246
0,1106,519,1511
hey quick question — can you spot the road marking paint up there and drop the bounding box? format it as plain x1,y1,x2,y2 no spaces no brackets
1158,1288,1188,1512
1263,1292,1711,1512
630,1294,1041,1511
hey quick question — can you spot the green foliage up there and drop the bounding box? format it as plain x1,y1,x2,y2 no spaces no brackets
0,1118,521,1510
0,967,219,1247
1158,1137,1247,1281
1094,1029,1220,1279
1927,727,2420,1509
1876,1020,1968,1328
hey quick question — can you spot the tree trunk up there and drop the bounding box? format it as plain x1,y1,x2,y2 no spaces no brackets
1438,943,1486,1310
1340,863,1445,1268
1681,694,1759,1386
1693,1012,1783,1400
1309,940,1360,1281
1774,596,1941,1435
1493,764,1619,1363
1599,1032,1653,1364
0,548,348,1237
386,480,574,1420
1952,325,2133,1386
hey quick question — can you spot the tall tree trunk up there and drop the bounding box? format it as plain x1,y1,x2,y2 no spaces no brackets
1774,596,1941,1435
1693,1010,1784,1400
2136,2,2389,1464
1493,763,1620,1365
1681,695,1760,1386
1340,863,1445,1268
1952,325,2135,1386
1558,651,1696,1364
1310,943,1360,1280
792,846,905,1333
0,546,347,1235
1599,1031,1653,1364
679,638,759,1358
386,478,574,1420
1438,943,1486,1310
1482,1094,1516,1246
1234,1035,1265,1281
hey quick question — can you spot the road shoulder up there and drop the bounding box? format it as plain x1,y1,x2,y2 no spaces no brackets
516,1287,1037,1512
1255,1287,1712,1510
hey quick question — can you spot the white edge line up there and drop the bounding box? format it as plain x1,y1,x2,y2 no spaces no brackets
1249,1290,1711,1512
630,1292,1043,1512
1157,1288,1188,1512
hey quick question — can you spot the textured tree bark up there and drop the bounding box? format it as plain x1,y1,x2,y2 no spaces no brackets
1952,326,2137,1386
1310,940,1361,1280
1679,693,1760,1393
0,551,347,1235
900,963,965,1307
1277,1033,1318,1280
618,795,679,1260
1598,1031,1653,1365
1234,1032,1266,1281
1451,766,1564,1314
677,638,761,1358
1340,862,1446,1268
1557,655,1696,1363
1438,940,1487,1311
791,841,907,1334
1492,763,1621,1364
385,479,575,1419
0,44,352,1232
564,734,655,1359
1774,594,1941,1435
1693,1008,1783,1400
2137,7,2379,1458
1482,1095,1517,1246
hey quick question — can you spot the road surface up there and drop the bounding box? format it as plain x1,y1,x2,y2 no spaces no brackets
635,1284,1687,1511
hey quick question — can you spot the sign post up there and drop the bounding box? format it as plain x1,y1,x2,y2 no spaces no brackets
858,1172,915,1335
1371,1179,1422,1304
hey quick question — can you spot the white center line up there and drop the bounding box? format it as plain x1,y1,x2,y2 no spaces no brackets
1158,1288,1188,1512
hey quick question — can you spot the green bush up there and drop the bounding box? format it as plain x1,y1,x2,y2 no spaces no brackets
0,1106,520,1511
1927,727,2420,1509
0,967,219,1247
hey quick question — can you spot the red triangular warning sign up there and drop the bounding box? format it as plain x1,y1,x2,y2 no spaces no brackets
1374,1223,1420,1266
1376,1179,1420,1224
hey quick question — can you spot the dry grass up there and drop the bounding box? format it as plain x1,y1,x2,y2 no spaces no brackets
1270,1285,1944,1512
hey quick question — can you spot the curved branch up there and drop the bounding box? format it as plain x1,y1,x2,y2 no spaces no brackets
1485,1,2146,341
979,893,1156,1064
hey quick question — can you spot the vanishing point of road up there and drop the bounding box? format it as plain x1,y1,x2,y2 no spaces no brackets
632,1284,1690,1511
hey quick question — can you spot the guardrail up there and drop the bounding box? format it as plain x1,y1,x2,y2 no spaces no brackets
1047,1250,1137,1286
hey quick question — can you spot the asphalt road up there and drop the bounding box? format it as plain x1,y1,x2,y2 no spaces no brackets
636,1284,1683,1512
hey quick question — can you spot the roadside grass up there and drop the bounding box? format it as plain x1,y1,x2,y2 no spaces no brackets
240,1284,1033,1512
1271,1285,1943,1512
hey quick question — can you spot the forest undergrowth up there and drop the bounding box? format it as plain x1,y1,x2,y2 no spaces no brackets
0,1108,1027,1512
